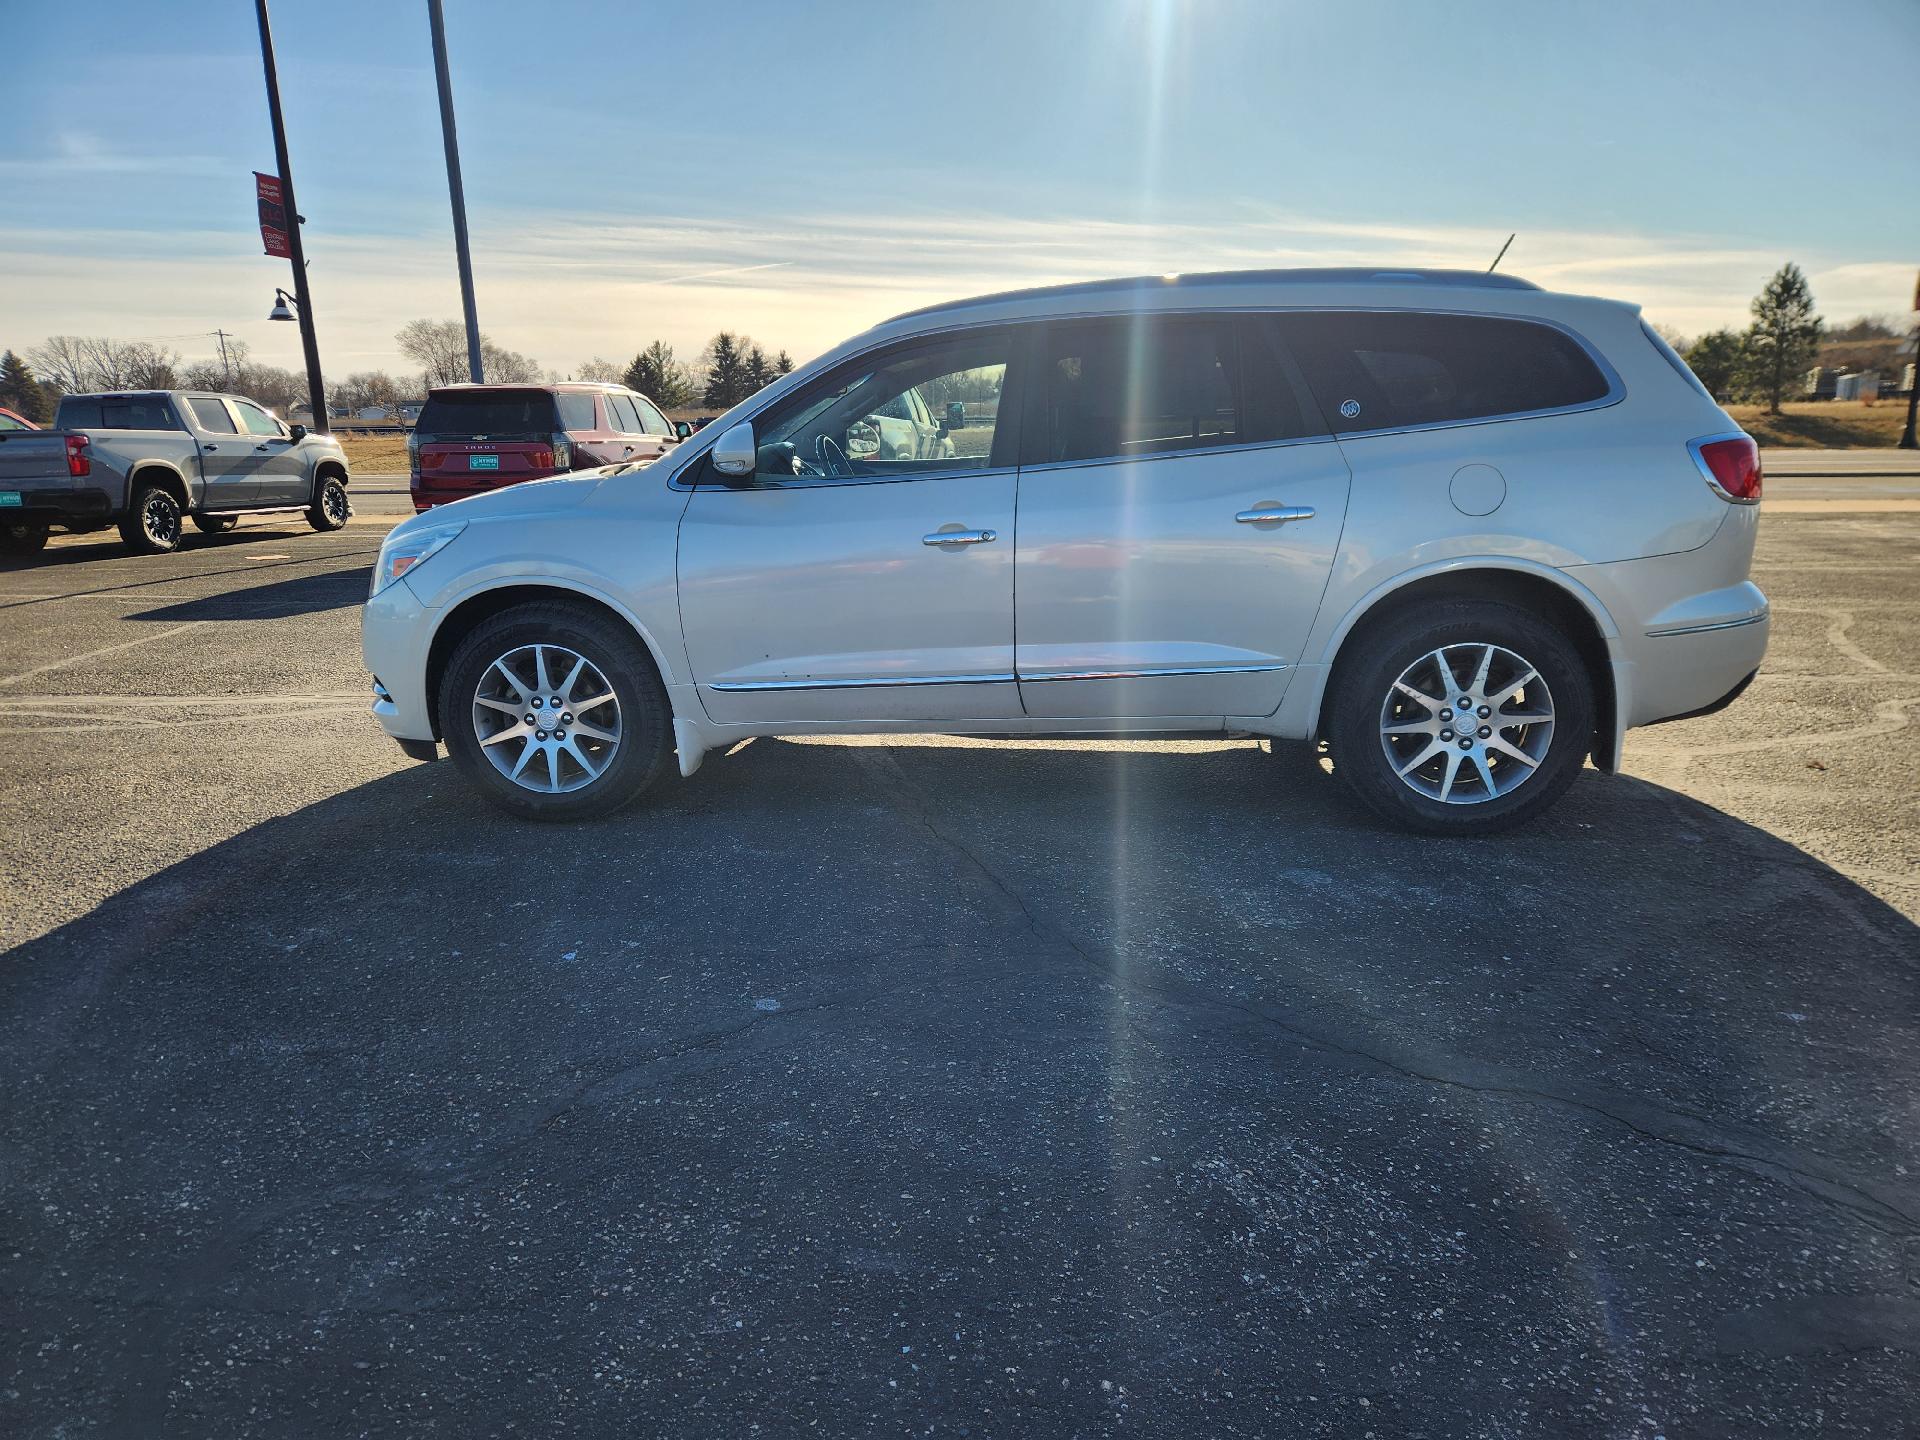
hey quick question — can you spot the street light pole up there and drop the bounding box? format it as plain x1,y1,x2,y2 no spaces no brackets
428,0,484,385
254,0,328,433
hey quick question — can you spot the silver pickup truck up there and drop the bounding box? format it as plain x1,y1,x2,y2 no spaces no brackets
0,390,352,555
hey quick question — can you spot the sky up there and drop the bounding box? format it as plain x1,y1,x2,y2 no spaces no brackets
2,0,1915,388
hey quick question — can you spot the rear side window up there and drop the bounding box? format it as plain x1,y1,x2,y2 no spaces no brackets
606,394,643,433
55,397,181,431
188,398,238,433
419,389,561,437
1032,314,1322,466
1274,312,1612,433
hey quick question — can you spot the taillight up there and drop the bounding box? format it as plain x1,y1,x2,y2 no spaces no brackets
406,430,420,479
551,433,572,470
66,433,90,477
1692,435,1761,504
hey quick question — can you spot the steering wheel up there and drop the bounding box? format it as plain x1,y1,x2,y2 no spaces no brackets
814,433,851,478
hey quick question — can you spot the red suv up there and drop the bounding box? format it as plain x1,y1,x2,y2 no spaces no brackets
409,383,684,511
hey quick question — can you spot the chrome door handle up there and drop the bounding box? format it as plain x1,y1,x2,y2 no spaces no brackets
1235,506,1314,525
922,528,997,547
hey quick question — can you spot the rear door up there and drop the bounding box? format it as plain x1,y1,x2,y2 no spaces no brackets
1012,313,1351,720
629,393,676,462
183,397,256,507
231,399,307,504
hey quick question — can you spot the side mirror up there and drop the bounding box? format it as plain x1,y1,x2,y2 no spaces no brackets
289,423,308,442
944,401,966,432
709,420,756,478
673,420,693,441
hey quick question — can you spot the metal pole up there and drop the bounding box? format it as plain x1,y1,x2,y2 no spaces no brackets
214,329,233,388
254,0,329,433
428,0,484,385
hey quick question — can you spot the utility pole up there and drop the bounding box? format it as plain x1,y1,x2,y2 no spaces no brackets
253,0,329,434
213,329,234,388
428,0,484,385
1900,283,1919,450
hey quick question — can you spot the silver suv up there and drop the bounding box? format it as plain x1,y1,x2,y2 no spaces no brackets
363,268,1767,835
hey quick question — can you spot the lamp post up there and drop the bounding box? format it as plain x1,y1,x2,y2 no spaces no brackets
428,0,484,385
254,0,328,434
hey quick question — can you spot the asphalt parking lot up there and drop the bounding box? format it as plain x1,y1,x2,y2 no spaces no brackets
2,480,1916,1437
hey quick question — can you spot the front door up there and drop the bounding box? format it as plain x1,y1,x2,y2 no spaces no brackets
231,399,308,504
1013,313,1351,720
678,327,1025,726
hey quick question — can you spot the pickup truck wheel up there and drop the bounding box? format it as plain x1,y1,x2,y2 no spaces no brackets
439,602,672,822
193,515,239,534
119,483,183,554
307,475,350,532
1324,600,1593,836
2,522,50,554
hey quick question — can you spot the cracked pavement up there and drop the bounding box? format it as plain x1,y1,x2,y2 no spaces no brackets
1,510,1917,1437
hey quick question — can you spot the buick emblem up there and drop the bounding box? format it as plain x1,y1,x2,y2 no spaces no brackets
1339,399,1361,419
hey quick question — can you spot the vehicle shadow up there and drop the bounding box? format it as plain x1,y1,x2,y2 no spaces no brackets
126,566,367,621
0,522,324,570
3,739,1915,1434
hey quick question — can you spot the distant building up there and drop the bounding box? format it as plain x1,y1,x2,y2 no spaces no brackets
1833,372,1880,402
1803,366,1838,400
355,405,393,422
396,402,424,424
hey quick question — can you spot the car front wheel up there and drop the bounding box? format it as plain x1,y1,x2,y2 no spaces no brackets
438,602,673,821
1325,600,1594,836
308,475,350,531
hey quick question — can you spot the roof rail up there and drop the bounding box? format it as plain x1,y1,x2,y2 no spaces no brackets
885,266,1541,323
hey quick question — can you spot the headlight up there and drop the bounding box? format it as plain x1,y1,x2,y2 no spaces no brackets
371,520,466,598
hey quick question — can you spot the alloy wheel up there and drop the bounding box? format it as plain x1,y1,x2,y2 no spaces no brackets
143,492,181,548
321,482,349,526
470,643,622,794
1377,642,1555,805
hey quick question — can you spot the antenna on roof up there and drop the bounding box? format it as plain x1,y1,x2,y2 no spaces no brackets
1488,233,1515,273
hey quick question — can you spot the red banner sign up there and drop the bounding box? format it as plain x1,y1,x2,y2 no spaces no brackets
255,171,291,259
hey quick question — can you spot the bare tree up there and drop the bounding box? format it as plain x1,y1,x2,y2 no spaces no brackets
397,318,472,389
26,336,96,392
574,356,622,383
481,341,541,384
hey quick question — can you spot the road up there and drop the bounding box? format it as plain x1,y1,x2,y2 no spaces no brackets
1,489,1916,1437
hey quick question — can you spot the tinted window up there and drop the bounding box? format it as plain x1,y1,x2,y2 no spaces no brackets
188,398,238,433
607,394,643,433
54,397,180,431
555,393,598,431
0,414,25,431
1276,312,1611,433
233,400,283,437
745,331,1012,485
1033,315,1320,465
419,389,561,437
633,395,670,435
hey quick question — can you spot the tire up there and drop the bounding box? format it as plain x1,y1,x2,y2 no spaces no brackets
1325,600,1594,836
307,474,350,531
119,481,183,555
1,522,50,554
438,601,673,821
193,514,239,534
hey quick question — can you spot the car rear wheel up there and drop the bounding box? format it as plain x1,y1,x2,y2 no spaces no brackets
439,602,673,821
193,514,239,534
1325,599,1593,836
307,475,350,531
1,522,50,554
119,482,182,554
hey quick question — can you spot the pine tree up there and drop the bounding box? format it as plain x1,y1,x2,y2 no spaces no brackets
624,340,692,407
0,351,50,423
773,350,795,377
1682,330,1745,402
743,345,774,395
702,332,747,408
1740,263,1823,415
